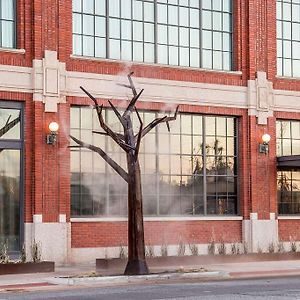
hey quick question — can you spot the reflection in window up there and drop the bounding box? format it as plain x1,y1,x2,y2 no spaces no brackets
277,120,300,214
70,107,237,217
277,0,300,77
72,0,232,70
277,171,300,214
0,0,16,48
0,108,20,139
0,149,20,251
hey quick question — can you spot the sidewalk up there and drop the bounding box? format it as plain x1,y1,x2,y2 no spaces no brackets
1,259,300,292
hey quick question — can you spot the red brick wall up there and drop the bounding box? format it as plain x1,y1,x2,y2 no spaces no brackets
71,221,242,248
30,102,71,222
279,220,300,241
68,100,247,248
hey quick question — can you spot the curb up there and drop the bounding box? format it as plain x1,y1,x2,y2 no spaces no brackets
47,271,229,286
230,269,300,279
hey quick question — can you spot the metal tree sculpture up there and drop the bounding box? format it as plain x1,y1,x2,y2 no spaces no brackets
70,73,179,275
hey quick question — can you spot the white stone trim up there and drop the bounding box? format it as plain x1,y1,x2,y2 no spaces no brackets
0,64,32,93
274,88,300,113
70,55,243,75
3,58,300,114
67,71,248,108
0,47,25,54
33,214,42,223
59,214,67,223
278,216,300,220
71,216,243,223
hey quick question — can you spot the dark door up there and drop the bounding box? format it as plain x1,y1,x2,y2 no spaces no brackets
0,102,23,252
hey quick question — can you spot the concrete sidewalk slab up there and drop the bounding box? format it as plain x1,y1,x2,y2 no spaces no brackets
1,259,300,291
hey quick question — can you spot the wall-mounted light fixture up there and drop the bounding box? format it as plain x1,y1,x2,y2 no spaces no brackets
259,133,271,154
46,121,59,145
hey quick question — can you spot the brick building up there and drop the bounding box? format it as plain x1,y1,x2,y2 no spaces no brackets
0,0,300,264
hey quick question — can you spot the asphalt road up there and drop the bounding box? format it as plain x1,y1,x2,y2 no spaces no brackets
1,276,300,300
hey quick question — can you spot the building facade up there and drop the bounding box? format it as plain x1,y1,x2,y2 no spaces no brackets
0,0,300,264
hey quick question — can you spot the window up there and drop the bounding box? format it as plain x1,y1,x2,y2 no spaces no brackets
0,102,23,252
0,0,16,48
277,120,300,214
70,107,238,217
277,0,300,77
72,0,233,70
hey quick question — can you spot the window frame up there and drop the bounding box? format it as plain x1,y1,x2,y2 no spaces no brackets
70,106,239,218
72,0,233,71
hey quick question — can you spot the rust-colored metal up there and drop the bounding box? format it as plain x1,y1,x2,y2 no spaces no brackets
0,261,54,275
70,73,179,275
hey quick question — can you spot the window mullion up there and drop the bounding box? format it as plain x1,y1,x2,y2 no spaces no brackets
203,116,207,215
106,0,109,58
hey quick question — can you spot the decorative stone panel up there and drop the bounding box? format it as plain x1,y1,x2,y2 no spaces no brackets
33,50,67,112
248,71,274,125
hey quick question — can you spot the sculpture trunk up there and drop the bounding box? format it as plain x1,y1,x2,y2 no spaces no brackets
124,153,149,275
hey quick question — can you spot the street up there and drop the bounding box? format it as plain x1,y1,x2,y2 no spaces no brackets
1,276,300,300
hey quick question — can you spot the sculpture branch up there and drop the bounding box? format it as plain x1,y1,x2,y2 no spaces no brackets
134,107,143,161
80,86,132,152
123,89,144,118
92,130,125,140
108,99,126,128
70,135,129,182
139,105,179,138
127,72,137,96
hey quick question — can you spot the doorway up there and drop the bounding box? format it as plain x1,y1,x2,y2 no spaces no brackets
0,102,23,252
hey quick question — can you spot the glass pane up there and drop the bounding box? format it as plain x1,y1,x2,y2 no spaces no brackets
109,0,120,17
73,13,82,34
169,26,178,45
180,27,189,46
0,149,20,251
83,36,95,56
121,0,131,19
179,47,189,66
121,40,132,61
73,0,81,12
83,15,94,35
158,25,168,44
109,39,121,59
133,41,143,61
73,34,82,55
2,0,14,20
168,5,178,25
179,7,189,26
2,21,14,48
0,108,20,139
109,18,120,39
95,16,106,37
94,36,105,55
144,2,154,22
144,23,154,43
158,44,168,64
190,8,199,28
95,0,106,15
144,43,155,63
